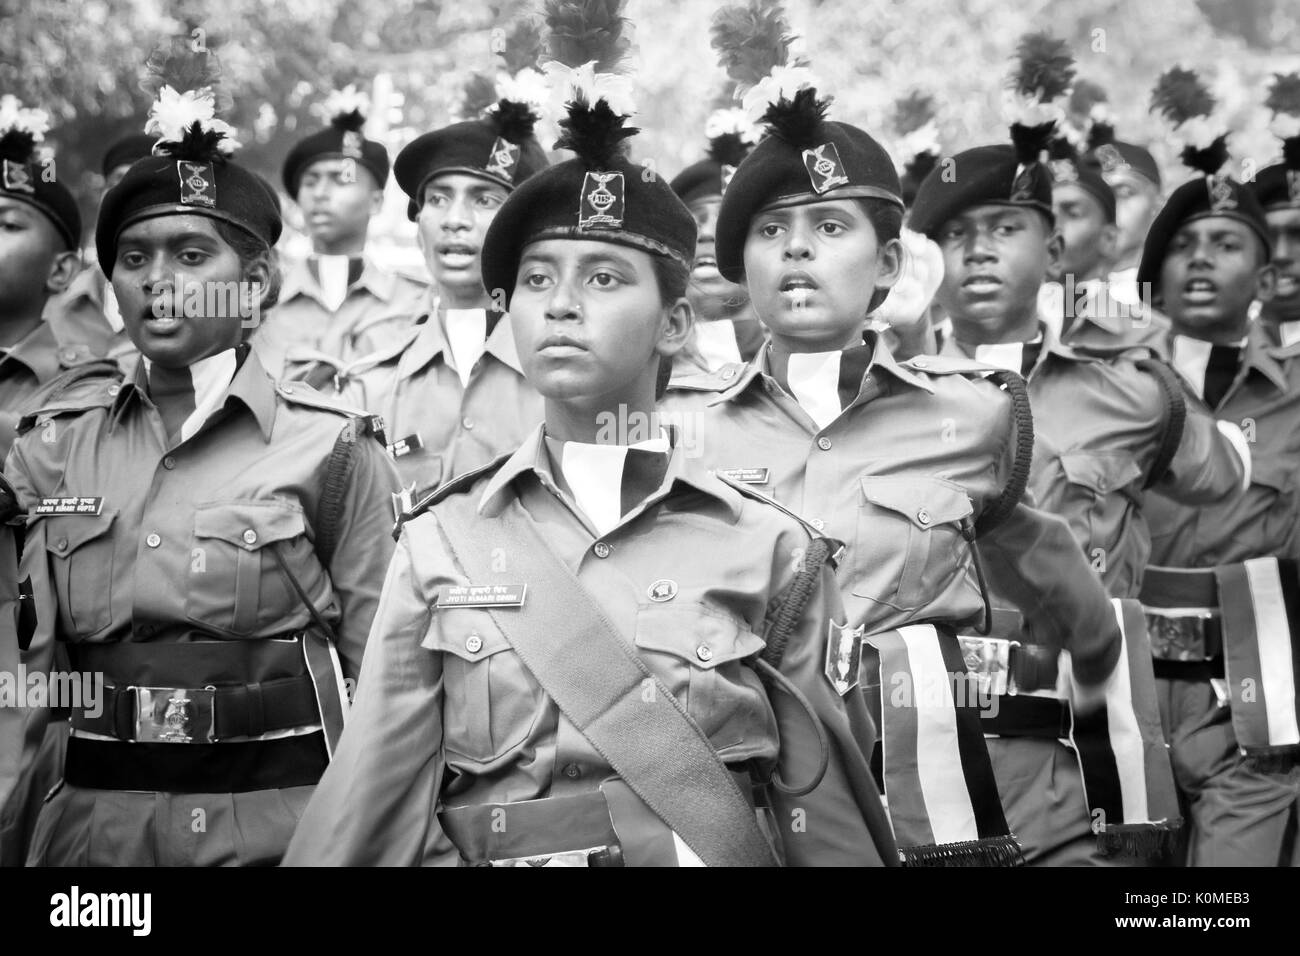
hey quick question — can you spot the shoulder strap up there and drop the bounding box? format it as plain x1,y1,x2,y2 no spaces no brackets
16,359,123,432
973,369,1035,537
1134,358,1187,490
435,500,778,867
391,453,512,541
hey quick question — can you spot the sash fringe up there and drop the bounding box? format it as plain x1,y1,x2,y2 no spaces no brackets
1094,822,1181,859
900,834,1025,867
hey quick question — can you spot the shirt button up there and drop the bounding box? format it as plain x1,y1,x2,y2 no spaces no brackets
722,366,736,380
107,384,121,396
145,533,161,548
593,542,611,558
461,417,475,430
55,537,68,553
817,436,832,451
242,528,258,545
563,763,581,779
812,518,825,531
695,644,713,663
916,509,931,526
465,633,483,654
912,358,929,369
162,456,177,470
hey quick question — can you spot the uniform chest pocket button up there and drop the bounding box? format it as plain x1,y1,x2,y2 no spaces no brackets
42,509,118,637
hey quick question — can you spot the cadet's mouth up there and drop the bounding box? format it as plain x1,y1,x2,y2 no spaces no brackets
1181,277,1219,304
961,274,1003,295
692,253,719,277
1275,273,1298,298
140,306,184,335
435,242,479,267
778,271,818,295
538,333,588,355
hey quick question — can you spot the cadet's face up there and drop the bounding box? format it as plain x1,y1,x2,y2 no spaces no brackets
113,215,248,369
416,172,508,306
1104,168,1160,261
743,199,893,348
511,239,685,406
687,196,746,307
935,205,1057,336
1159,217,1270,333
296,158,380,252
0,197,62,315
1052,183,1113,280
1264,207,1300,323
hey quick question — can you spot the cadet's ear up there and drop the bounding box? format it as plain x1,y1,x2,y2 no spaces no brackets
655,297,694,359
369,187,385,218
1045,228,1065,278
1254,261,1278,304
1099,223,1119,263
46,249,81,296
873,237,905,290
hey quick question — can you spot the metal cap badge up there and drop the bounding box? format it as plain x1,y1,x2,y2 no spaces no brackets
801,143,849,194
1206,174,1237,212
2,159,34,194
486,137,521,182
579,170,625,228
177,160,216,208
1049,158,1078,183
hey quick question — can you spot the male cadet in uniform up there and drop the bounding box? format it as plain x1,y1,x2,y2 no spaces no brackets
1138,68,1300,867
910,42,1248,862
0,98,95,461
1250,73,1300,355
253,86,427,378
43,133,154,373
297,76,549,500
284,13,895,867
1087,119,1165,309
662,22,1123,864
668,108,766,373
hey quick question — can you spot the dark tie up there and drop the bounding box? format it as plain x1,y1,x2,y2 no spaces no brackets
1202,345,1241,409
1019,341,1043,379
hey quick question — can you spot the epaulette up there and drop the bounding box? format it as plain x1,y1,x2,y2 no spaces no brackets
713,469,842,551
54,342,99,369
391,453,512,541
667,362,747,393
16,360,124,433
276,381,385,443
901,353,1005,377
394,264,432,287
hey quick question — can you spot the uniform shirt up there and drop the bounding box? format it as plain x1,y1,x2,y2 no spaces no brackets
252,253,428,378
0,321,100,461
283,424,890,867
1145,323,1300,567
298,309,544,498
661,333,1122,683
41,266,139,374
943,324,1246,597
1040,276,1171,356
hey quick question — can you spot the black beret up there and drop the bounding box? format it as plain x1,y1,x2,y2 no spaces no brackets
394,117,549,221
1137,175,1272,290
481,153,696,305
96,154,282,277
715,118,903,282
671,158,730,206
1088,140,1162,189
282,121,390,197
910,144,1054,240
1049,154,1116,222
1249,158,1300,212
1,154,80,250
100,134,157,178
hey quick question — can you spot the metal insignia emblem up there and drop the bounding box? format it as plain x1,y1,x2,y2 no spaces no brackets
1009,162,1039,202
801,143,849,194
2,159,34,194
485,137,520,181
161,692,194,742
1207,175,1237,212
578,171,624,228
177,160,217,208
341,130,364,159
1094,144,1127,175
1049,158,1078,183
719,163,738,194
824,620,864,696
647,579,678,602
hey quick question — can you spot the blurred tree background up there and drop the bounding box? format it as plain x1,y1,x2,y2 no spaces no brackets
1,0,1295,250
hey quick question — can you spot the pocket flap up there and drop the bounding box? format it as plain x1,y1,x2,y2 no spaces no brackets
1057,451,1144,494
634,603,765,669
1249,456,1294,493
194,500,307,550
42,509,118,556
859,475,974,529
422,607,513,662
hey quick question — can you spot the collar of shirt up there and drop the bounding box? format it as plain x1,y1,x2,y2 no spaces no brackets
942,322,1073,376
111,345,279,440
0,321,61,384
541,430,672,536
397,304,524,380
1170,324,1287,397
712,330,934,408
477,422,743,524
280,252,399,308
692,319,743,371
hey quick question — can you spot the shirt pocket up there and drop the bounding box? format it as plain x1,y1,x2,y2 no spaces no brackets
849,476,975,612
633,602,770,752
1246,456,1298,547
1058,450,1143,535
187,500,327,636
421,607,543,766
43,510,118,637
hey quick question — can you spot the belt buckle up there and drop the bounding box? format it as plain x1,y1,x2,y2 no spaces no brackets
1144,608,1215,662
489,846,608,867
958,636,1014,698
132,685,217,743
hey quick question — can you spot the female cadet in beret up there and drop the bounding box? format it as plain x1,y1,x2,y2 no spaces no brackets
283,41,895,867
0,50,399,866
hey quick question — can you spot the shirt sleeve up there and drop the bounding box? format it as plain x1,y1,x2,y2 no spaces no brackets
1149,367,1248,504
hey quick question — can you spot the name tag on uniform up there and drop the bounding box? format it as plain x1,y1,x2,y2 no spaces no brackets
439,584,527,608
388,433,424,459
34,496,104,516
720,467,770,485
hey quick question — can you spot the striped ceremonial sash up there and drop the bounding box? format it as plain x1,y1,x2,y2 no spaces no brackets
302,629,349,758
864,625,1023,866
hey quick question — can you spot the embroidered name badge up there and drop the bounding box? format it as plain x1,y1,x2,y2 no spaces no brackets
34,496,104,517
485,137,520,182
1207,174,1237,212
2,159,33,194
1009,162,1040,202
1048,158,1078,183
720,163,738,194
439,584,527,608
177,161,216,208
720,467,770,485
1094,144,1127,175
341,130,364,159
825,620,864,696
387,433,424,459
578,171,625,228
801,143,849,194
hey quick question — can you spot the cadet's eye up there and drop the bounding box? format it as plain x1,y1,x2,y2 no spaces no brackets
521,271,551,290
818,221,846,236
119,250,147,269
425,193,449,208
178,249,208,266
758,222,783,239
477,193,504,209
995,223,1018,236
0,219,23,232
590,271,620,288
